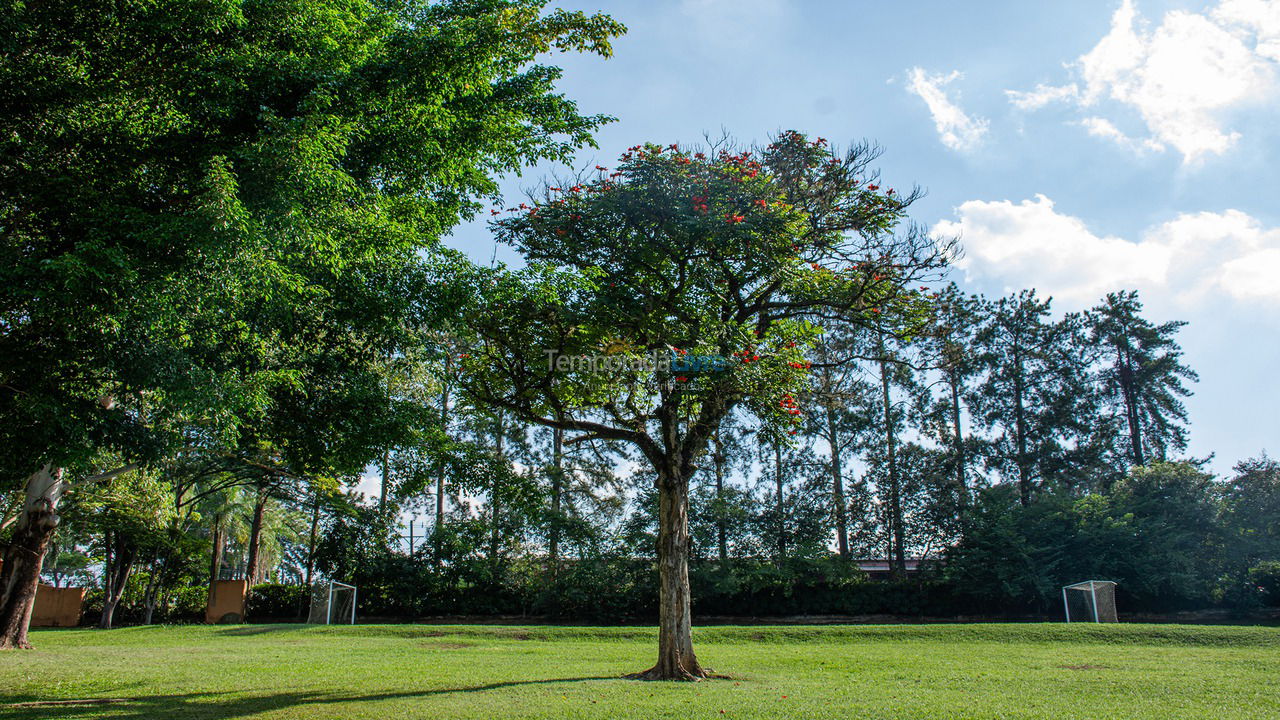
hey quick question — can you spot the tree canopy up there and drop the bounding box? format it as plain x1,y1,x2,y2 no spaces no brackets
454,131,950,678
0,0,624,649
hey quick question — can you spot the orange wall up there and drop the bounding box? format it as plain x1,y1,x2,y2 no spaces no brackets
32,585,85,627
205,579,247,623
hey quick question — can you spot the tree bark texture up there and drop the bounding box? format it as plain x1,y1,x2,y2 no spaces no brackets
0,466,65,649
627,470,708,681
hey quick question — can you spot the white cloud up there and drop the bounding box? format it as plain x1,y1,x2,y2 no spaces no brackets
1080,116,1163,152
1220,248,1280,299
1008,0,1279,163
1146,209,1280,304
1215,0,1280,61
906,67,989,152
934,196,1280,307
1006,83,1079,110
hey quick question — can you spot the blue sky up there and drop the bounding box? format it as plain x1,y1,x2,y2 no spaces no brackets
441,0,1280,478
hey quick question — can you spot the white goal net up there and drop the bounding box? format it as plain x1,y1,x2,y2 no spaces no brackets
307,580,357,625
1062,580,1117,623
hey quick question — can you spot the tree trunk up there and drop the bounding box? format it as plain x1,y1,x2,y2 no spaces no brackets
142,554,161,625
549,426,563,573
489,412,505,571
379,449,391,509
774,440,785,561
99,532,136,629
434,355,452,554
948,371,969,510
1013,348,1032,506
207,515,224,610
305,493,320,590
0,466,65,649
1118,347,1145,466
628,469,708,681
712,431,728,563
824,402,849,558
878,336,906,575
245,490,267,586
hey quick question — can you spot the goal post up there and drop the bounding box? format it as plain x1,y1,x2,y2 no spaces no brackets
1062,580,1117,623
307,580,357,625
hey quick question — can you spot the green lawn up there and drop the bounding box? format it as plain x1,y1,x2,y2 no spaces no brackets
1,623,1277,719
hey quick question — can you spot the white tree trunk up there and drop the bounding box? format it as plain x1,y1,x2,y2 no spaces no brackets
0,466,67,649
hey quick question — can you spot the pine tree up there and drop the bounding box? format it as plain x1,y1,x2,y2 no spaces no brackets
969,292,1096,505
810,332,875,558
917,284,983,509
1088,291,1197,467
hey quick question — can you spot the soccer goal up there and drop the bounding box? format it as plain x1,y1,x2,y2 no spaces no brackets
307,580,357,625
1062,580,1118,623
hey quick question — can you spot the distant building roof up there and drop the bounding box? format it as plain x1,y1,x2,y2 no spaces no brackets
856,558,924,573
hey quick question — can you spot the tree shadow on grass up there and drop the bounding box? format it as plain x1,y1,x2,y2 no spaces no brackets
0,677,620,720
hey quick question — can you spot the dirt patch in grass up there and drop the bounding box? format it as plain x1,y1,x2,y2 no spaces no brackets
423,642,474,650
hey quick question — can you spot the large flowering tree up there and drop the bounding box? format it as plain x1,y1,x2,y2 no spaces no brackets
459,131,951,679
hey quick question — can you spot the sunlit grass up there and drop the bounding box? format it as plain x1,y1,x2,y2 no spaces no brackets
2,623,1276,719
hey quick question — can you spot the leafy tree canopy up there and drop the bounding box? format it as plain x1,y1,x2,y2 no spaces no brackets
0,0,625,481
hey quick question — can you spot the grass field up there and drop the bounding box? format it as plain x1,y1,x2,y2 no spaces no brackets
1,623,1277,719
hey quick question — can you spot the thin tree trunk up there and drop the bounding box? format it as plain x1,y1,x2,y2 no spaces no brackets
142,554,161,625
1013,347,1031,506
379,449,391,509
628,469,707,681
434,356,452,558
245,490,267,586
99,530,114,628
824,400,849,558
489,412,505,571
207,515,224,610
774,440,785,562
0,466,66,650
99,532,136,629
549,426,563,573
948,371,969,510
712,431,728,563
305,493,319,590
1119,347,1145,466
878,335,906,575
